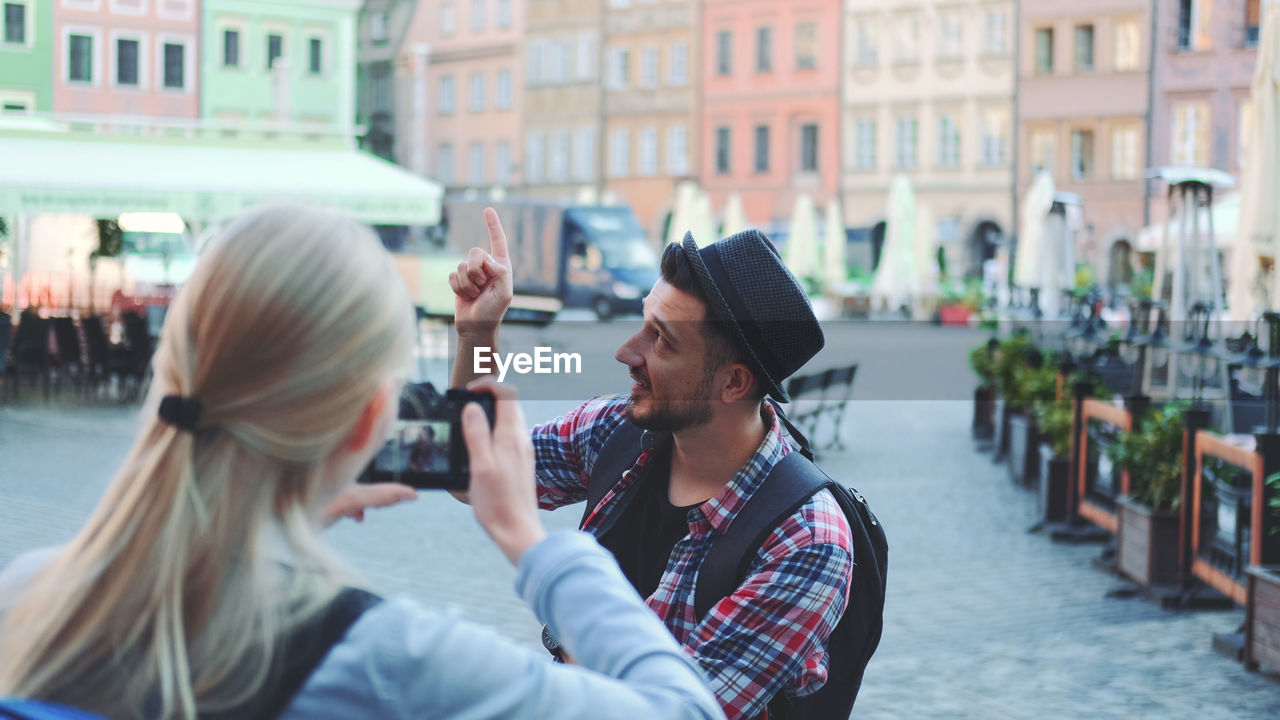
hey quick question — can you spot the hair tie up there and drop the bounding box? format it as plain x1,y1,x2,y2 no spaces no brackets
159,395,203,434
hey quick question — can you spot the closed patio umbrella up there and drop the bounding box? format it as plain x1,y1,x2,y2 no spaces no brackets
871,175,919,312
722,192,749,237
1015,170,1056,292
1241,0,1280,319
823,196,847,293
785,194,819,290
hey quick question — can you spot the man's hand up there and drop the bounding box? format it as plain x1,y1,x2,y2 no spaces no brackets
449,207,514,341
323,483,417,526
459,378,547,564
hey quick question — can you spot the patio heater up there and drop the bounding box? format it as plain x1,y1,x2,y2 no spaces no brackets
1176,302,1222,407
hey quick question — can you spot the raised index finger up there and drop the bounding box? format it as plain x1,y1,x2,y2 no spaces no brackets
483,207,510,264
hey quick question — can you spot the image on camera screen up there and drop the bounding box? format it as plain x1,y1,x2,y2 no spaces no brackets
376,420,452,475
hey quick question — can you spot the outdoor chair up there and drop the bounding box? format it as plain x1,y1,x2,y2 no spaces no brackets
49,317,85,397
0,312,10,379
115,312,154,402
784,370,832,447
6,314,52,402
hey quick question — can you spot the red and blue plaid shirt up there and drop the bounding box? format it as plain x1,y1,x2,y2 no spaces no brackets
532,395,854,720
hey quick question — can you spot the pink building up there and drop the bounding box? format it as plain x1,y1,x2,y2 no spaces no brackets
700,0,841,227
53,0,200,118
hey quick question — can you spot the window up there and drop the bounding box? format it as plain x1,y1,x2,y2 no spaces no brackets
371,62,391,112
753,125,770,173
639,127,658,176
716,30,731,75
667,124,688,175
981,109,1008,166
1171,101,1210,166
371,12,388,43
854,119,876,170
1247,0,1261,47
223,29,240,67
116,38,139,86
800,124,818,173
437,143,455,185
795,22,816,69
1178,0,1211,52
1111,125,1140,179
1070,129,1094,180
471,0,485,31
69,34,93,82
938,115,960,168
983,9,1007,56
856,19,877,67
495,140,512,184
441,3,456,36
496,69,512,109
163,42,184,89
466,72,484,111
610,128,630,177
527,41,542,85
938,11,962,60
715,126,731,174
1114,19,1139,71
641,45,658,87
550,39,570,84
669,42,687,85
895,15,919,64
573,126,595,181
267,33,283,69
469,141,486,185
308,37,323,75
525,131,545,183
438,75,455,114
1074,25,1094,72
1035,28,1053,74
895,116,918,169
576,33,597,81
755,26,772,72
1030,128,1056,174
497,0,512,29
4,2,25,45
609,47,628,89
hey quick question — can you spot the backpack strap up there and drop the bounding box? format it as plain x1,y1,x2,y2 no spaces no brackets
580,420,647,529
693,452,830,621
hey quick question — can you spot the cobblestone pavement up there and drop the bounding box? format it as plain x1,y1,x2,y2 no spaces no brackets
2,322,1279,718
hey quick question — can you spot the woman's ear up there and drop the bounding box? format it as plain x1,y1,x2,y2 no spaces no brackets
344,381,393,453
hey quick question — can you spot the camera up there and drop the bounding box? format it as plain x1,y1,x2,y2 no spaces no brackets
358,382,495,490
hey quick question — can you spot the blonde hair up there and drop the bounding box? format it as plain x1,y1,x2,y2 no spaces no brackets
0,205,415,718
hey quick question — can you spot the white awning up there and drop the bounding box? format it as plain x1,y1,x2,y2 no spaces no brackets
0,132,443,225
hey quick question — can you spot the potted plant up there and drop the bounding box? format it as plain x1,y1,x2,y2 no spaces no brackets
992,332,1034,462
970,339,998,442
1006,356,1059,487
1035,394,1074,523
1108,402,1187,587
1246,471,1280,672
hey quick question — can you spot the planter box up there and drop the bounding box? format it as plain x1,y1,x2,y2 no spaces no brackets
1007,412,1039,487
993,398,1009,461
1117,496,1181,587
972,386,994,440
1038,443,1070,523
1247,566,1280,673
939,305,973,326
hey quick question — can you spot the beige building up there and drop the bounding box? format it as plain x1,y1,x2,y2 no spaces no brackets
843,0,1016,278
603,0,698,237
1018,0,1151,276
522,0,603,200
355,0,422,165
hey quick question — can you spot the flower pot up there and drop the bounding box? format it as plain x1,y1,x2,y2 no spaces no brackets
1117,496,1181,587
1246,565,1280,673
1007,411,1039,487
1038,443,1069,523
939,304,973,326
972,386,994,440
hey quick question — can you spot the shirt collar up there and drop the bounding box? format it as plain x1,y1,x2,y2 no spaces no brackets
692,401,791,534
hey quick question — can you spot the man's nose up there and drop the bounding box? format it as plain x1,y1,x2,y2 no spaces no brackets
615,332,643,367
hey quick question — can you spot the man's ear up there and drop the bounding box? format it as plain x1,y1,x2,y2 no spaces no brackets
344,382,392,453
718,362,758,404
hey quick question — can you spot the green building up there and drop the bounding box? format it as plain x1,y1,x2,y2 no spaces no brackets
201,0,360,133
0,0,54,113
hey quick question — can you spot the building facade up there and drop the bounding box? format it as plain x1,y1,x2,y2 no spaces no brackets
602,0,697,236
843,0,1015,279
1018,0,1152,276
354,0,421,164
520,0,603,202
403,0,523,191
699,0,842,229
1,0,54,114
51,0,201,118
201,0,359,132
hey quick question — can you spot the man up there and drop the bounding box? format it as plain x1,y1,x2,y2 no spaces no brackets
450,208,854,720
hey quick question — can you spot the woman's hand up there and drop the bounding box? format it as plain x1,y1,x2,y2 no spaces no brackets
323,482,417,526
460,379,547,564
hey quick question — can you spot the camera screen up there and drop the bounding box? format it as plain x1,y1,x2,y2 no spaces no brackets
376,420,453,475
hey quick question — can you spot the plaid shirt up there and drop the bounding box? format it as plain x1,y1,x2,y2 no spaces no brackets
533,395,854,720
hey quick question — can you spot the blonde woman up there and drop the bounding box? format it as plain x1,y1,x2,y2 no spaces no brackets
0,205,723,720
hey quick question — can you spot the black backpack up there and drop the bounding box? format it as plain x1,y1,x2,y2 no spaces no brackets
583,414,887,720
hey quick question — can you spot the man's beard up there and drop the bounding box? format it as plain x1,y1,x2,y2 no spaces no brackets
625,369,715,433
